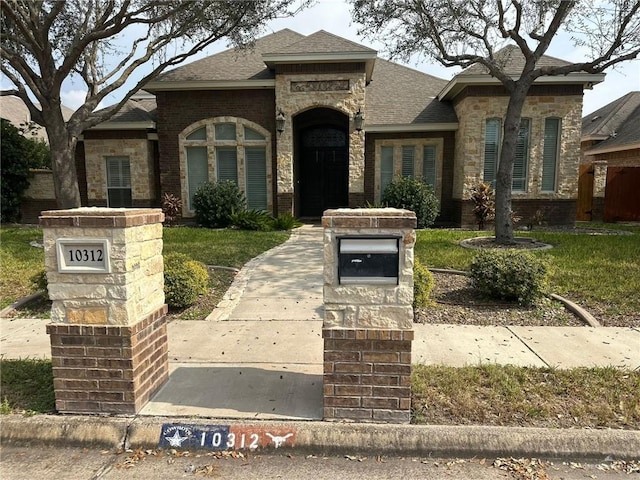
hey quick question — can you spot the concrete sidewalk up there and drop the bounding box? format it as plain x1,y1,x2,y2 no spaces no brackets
1,224,639,423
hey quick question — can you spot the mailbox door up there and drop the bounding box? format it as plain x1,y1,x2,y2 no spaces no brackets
338,237,399,285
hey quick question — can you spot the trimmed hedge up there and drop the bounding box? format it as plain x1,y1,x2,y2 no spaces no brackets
469,250,548,306
413,257,435,308
164,252,209,308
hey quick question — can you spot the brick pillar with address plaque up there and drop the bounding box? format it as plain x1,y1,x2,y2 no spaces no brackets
322,208,416,423
41,208,168,414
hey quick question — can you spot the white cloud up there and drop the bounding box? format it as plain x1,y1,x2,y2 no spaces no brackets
60,89,107,112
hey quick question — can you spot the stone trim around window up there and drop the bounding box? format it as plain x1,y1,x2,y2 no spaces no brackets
374,138,444,203
178,117,272,217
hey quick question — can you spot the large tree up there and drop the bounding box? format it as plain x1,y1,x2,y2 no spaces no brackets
351,0,640,243
1,0,307,209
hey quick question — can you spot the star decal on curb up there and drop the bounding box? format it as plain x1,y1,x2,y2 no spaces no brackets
165,429,189,447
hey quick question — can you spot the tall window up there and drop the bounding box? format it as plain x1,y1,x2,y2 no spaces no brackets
401,146,415,177
423,145,437,188
380,146,394,195
542,118,561,192
512,118,531,191
106,156,132,207
183,119,269,212
484,118,531,191
483,118,501,187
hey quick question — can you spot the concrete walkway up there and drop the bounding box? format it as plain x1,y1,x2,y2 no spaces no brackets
1,224,639,422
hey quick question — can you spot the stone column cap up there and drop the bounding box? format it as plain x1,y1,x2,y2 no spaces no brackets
40,207,164,227
322,208,417,229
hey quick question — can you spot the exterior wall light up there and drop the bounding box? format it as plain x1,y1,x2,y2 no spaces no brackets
276,109,286,134
354,109,364,132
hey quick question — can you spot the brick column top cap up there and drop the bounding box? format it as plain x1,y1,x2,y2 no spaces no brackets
322,208,416,218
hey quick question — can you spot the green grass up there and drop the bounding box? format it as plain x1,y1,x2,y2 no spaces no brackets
162,227,289,268
0,227,45,308
0,358,55,414
411,364,640,429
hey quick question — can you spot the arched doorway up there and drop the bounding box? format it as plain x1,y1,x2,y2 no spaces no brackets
294,108,349,217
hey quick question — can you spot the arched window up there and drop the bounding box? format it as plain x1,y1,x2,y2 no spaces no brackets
181,118,271,213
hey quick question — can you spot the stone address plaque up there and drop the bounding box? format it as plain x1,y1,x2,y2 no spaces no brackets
56,238,110,273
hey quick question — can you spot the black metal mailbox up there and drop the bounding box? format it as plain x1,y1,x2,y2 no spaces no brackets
338,236,400,285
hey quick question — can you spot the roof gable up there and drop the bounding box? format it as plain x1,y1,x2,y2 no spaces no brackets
267,30,376,55
147,29,304,87
583,91,640,151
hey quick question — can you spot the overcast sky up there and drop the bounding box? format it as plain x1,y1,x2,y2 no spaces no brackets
56,0,639,116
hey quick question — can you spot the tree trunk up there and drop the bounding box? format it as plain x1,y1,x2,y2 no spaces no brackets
48,128,82,209
494,81,530,244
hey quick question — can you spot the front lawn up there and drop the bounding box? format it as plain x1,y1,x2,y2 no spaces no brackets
415,224,640,325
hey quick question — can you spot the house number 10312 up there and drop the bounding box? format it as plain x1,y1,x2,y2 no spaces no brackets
56,239,110,273
68,248,104,263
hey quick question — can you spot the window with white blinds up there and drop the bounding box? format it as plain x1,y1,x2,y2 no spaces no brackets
186,147,208,210
245,147,267,210
216,147,238,183
380,146,394,196
106,156,132,207
423,145,437,187
483,118,501,187
513,118,530,191
182,119,270,213
401,146,415,177
542,118,561,192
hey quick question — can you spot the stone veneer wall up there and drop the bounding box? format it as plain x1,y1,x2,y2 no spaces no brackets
83,137,156,205
452,89,583,206
322,208,415,423
40,208,168,414
275,72,366,214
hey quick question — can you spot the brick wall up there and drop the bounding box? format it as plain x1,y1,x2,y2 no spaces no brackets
47,306,168,414
323,329,412,423
156,90,276,201
456,198,578,228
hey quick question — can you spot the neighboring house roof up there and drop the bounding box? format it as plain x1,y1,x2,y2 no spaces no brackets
0,95,74,142
90,90,157,130
438,44,605,100
582,91,640,154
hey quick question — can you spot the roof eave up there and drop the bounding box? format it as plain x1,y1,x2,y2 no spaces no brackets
144,80,276,92
88,121,156,130
585,142,640,155
364,123,459,133
438,72,606,100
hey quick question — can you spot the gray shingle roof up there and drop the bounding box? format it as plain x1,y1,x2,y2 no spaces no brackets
366,59,457,125
582,91,640,150
267,30,376,55
460,44,571,75
154,29,304,82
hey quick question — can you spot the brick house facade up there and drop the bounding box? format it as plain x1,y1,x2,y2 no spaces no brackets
21,30,605,226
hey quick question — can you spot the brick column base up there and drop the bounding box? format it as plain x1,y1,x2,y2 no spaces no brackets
47,306,169,414
323,329,413,423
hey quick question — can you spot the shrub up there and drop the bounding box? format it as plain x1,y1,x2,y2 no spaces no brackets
413,257,435,309
30,269,49,299
382,177,439,228
271,212,302,231
230,209,274,231
469,250,548,306
469,182,495,230
192,181,246,228
163,252,209,308
161,193,182,226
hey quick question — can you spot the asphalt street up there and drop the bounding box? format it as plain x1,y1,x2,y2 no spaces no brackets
0,445,636,480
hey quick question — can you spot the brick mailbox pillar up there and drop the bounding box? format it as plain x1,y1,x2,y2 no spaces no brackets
322,208,416,423
40,208,168,414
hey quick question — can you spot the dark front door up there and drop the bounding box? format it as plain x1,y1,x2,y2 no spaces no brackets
299,127,348,217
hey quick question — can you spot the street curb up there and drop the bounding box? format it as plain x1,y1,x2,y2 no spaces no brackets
2,414,639,460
